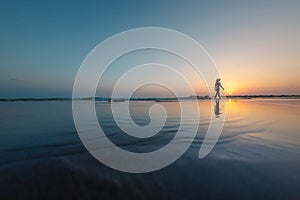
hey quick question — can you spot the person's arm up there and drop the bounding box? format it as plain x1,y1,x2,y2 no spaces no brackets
220,84,224,90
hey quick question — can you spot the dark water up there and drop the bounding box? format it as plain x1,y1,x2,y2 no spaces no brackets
0,100,300,199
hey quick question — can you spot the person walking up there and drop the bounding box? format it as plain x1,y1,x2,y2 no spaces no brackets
214,78,224,99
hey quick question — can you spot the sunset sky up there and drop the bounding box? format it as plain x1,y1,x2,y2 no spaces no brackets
0,0,299,98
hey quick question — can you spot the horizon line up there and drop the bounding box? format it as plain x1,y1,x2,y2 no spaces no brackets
1,94,300,101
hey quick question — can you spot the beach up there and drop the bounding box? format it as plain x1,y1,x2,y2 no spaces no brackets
0,99,299,199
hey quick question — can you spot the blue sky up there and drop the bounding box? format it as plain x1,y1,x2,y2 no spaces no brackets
0,0,299,97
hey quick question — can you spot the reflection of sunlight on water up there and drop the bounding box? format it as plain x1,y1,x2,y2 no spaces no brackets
208,99,300,161
96,99,300,158
124,99,300,152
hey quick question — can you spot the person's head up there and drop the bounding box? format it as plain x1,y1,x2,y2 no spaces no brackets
216,78,221,82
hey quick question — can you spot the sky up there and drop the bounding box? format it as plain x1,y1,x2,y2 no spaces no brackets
0,0,299,98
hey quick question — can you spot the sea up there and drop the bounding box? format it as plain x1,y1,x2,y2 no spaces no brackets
0,99,300,199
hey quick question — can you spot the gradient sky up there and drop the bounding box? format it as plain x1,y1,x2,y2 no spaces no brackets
0,0,299,98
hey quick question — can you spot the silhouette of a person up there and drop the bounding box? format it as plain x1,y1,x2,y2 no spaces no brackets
214,78,224,99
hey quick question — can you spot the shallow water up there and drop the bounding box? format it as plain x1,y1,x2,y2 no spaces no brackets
0,99,300,199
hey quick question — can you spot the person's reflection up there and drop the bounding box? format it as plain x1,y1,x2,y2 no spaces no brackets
214,99,222,118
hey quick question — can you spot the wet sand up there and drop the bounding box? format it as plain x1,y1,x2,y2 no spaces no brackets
0,99,299,199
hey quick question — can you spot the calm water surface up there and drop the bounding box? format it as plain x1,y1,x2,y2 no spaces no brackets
0,99,300,199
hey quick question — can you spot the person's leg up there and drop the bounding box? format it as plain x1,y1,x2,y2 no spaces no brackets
217,91,221,99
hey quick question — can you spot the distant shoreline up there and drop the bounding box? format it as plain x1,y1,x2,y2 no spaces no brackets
1,95,300,102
